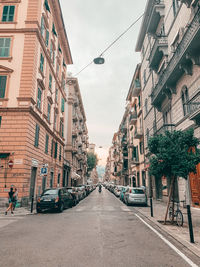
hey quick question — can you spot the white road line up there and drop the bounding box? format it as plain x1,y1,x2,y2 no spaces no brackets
135,214,198,267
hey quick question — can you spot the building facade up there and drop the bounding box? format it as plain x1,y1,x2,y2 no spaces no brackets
0,0,72,204
136,0,200,206
65,77,88,186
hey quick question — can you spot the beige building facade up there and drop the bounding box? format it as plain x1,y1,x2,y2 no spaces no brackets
0,0,72,203
136,0,200,206
65,77,88,186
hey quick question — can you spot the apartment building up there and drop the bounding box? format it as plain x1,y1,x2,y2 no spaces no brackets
65,77,88,186
0,0,72,203
136,0,200,206
126,64,146,188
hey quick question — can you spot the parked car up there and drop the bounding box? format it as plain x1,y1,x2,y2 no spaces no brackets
66,187,79,205
114,186,124,197
124,187,147,206
36,188,74,213
119,186,128,202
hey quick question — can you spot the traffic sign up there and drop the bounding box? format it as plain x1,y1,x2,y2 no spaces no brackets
8,160,14,168
40,167,48,176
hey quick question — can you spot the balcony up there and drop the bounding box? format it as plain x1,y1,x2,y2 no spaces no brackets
147,0,165,35
134,127,144,139
129,111,137,125
155,124,175,135
72,113,78,122
148,36,168,72
72,128,78,137
72,146,78,154
186,91,200,124
151,9,200,110
130,158,139,166
132,79,141,97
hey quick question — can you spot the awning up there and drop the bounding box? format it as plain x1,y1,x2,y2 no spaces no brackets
71,172,81,180
0,153,10,158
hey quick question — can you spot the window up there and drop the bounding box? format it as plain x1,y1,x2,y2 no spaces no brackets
146,128,149,144
60,119,64,137
52,23,57,36
143,69,146,85
54,113,57,130
45,134,49,154
44,0,50,13
2,6,15,22
54,142,57,159
0,75,7,98
34,124,40,147
139,141,144,154
49,73,52,89
40,53,44,72
59,146,62,161
40,16,45,38
0,116,2,127
138,95,141,108
51,139,54,157
145,99,148,116
55,88,58,102
47,102,51,122
0,38,11,57
56,62,60,76
45,29,49,47
61,73,65,90
181,86,189,116
173,0,180,17
37,87,42,110
61,98,65,113
132,146,138,161
57,173,60,185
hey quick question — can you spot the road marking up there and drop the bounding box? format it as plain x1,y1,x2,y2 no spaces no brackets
135,214,198,267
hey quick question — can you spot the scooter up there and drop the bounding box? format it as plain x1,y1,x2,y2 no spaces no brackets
98,187,102,193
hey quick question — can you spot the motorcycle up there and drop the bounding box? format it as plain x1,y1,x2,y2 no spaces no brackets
98,186,102,193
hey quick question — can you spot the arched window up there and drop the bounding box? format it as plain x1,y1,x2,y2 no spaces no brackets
181,86,189,116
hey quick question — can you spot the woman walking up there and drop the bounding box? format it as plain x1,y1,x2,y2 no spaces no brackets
5,187,14,215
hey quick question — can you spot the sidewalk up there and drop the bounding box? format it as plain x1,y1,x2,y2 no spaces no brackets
134,200,200,258
0,206,34,217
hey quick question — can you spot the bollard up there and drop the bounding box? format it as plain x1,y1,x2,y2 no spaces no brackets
150,197,153,217
31,196,34,213
187,205,194,243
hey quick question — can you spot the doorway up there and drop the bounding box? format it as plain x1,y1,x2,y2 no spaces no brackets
29,167,37,200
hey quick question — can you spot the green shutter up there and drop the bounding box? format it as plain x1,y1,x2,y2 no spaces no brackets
44,0,51,12
40,54,44,72
41,16,45,36
59,146,61,161
0,116,2,127
45,134,49,154
47,103,51,121
54,142,57,159
0,38,11,57
51,140,54,157
34,124,40,147
2,6,15,22
0,76,7,98
52,23,57,36
61,98,65,113
49,74,52,89
45,30,49,46
37,88,42,109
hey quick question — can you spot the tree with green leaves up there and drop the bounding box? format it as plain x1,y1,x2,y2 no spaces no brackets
87,153,98,174
148,128,200,224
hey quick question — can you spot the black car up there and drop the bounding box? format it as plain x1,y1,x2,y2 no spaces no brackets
36,188,74,213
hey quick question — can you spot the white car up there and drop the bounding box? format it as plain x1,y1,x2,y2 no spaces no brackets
114,186,124,197
124,187,147,206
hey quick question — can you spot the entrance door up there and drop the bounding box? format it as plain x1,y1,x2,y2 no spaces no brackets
42,176,46,192
189,163,200,207
30,167,37,200
63,170,66,187
50,172,54,188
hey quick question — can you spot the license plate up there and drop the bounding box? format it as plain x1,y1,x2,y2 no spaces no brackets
43,198,51,201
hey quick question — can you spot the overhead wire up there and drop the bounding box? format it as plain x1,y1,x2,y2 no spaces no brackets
74,12,145,77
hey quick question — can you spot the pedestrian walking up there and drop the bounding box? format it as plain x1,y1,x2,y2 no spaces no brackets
13,188,18,211
5,187,15,215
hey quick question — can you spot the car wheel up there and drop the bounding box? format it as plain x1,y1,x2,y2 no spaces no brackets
59,202,64,213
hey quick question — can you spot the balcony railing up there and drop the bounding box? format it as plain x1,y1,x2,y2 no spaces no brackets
129,111,137,125
151,9,200,110
186,92,200,124
155,124,175,135
147,0,165,35
130,158,139,165
134,128,144,139
148,36,168,71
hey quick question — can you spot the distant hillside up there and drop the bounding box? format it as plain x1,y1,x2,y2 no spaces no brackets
96,165,105,178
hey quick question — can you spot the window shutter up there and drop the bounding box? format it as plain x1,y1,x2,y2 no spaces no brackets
2,6,15,22
45,134,49,153
54,142,57,159
61,98,65,113
0,76,7,98
0,116,2,127
45,30,49,46
49,74,52,89
51,140,54,157
34,124,40,147
59,146,61,161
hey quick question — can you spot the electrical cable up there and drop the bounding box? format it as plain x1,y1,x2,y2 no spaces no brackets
74,12,145,77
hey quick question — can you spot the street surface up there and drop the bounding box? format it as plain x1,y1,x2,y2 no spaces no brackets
0,188,199,267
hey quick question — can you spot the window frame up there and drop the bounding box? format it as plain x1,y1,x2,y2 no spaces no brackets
2,5,15,22
0,75,7,98
36,87,42,110
34,124,40,148
45,134,49,154
0,37,11,58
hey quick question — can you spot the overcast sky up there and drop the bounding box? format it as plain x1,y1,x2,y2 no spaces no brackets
60,0,147,165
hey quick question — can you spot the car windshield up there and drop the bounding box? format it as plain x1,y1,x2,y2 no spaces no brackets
67,189,72,193
43,189,58,195
132,189,145,194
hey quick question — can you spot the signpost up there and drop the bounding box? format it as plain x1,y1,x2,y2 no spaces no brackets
40,166,48,176
8,160,14,168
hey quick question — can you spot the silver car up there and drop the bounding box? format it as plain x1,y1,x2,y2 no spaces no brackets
124,187,147,206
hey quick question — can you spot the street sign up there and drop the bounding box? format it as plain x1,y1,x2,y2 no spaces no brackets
8,160,14,168
40,167,48,176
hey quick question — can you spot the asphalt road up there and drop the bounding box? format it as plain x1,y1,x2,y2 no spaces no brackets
0,188,198,267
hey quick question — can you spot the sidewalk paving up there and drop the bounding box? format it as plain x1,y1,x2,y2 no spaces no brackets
134,200,200,259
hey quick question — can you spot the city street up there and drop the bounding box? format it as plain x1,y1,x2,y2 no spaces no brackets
0,188,199,267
